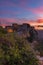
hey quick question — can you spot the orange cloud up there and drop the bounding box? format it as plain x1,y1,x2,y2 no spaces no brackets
37,19,43,23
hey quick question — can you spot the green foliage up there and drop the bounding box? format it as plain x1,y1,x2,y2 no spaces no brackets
0,33,39,65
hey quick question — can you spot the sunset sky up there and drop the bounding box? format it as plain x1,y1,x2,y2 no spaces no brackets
0,0,43,24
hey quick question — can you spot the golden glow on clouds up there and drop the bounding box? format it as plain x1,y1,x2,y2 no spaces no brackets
29,19,43,30
35,27,43,30
29,23,43,26
29,23,43,30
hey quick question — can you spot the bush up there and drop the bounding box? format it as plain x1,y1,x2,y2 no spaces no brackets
0,27,7,34
0,34,39,65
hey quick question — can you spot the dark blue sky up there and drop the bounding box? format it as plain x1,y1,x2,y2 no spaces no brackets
0,0,43,22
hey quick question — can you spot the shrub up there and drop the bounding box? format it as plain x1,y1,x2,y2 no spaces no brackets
0,35,39,65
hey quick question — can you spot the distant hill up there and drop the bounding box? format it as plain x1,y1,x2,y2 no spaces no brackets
37,30,43,40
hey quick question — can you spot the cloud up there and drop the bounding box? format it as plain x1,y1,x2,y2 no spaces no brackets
37,19,43,23
0,0,28,8
0,0,43,22
0,10,21,16
0,17,43,27
0,1,17,7
0,18,16,26
1,0,43,14
26,6,43,14
0,18,30,24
